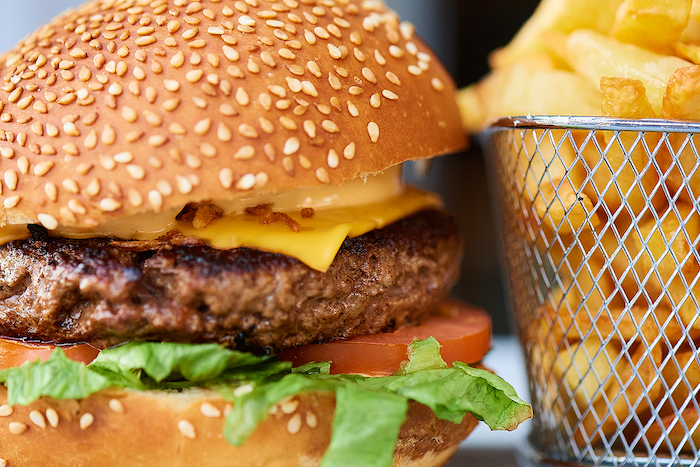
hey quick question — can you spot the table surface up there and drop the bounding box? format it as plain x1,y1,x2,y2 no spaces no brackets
445,336,533,467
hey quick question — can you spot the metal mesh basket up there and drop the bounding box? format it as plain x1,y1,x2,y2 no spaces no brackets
484,116,700,466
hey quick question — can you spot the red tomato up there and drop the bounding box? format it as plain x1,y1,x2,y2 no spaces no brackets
279,300,492,376
0,339,99,370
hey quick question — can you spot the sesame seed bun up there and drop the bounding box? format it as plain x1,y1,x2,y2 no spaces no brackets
0,0,465,231
0,386,478,467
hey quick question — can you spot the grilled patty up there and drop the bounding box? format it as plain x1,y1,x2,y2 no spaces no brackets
0,209,461,352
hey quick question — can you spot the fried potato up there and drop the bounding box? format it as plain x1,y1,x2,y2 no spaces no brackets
568,323,664,445
612,0,692,53
647,407,700,451
563,29,691,114
490,0,624,69
662,65,700,119
590,78,662,216
679,0,700,43
460,60,602,133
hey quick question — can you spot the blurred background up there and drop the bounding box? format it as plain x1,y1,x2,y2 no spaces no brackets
0,0,540,335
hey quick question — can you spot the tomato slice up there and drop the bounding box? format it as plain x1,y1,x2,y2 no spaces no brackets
0,339,100,371
279,300,492,376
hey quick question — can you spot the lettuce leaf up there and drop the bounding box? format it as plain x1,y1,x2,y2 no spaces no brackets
321,386,408,467
0,340,532,467
0,349,111,406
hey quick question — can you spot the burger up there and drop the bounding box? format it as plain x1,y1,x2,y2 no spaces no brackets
0,0,531,465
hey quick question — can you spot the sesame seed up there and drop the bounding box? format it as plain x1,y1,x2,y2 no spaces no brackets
0,405,12,417
344,142,356,160
157,180,173,196
114,151,134,164
178,419,196,439
370,93,381,108
389,45,404,58
128,189,144,207
135,36,157,46
316,167,330,183
283,137,301,156
29,410,46,428
126,165,146,180
122,106,138,122
233,146,255,160
348,86,363,95
362,67,378,84
0,147,14,159
408,65,422,76
33,161,54,176
368,122,380,142
219,168,234,189
431,77,445,92
4,170,17,190
222,45,241,62
238,15,256,27
85,179,101,197
301,81,318,97
46,408,59,427
163,98,181,111
287,413,302,434
148,190,164,211
9,422,27,435
374,50,387,66
328,44,342,59
4,196,20,209
103,399,124,415
194,118,212,135
68,199,87,214
236,88,250,106
80,413,94,430
99,198,122,212
238,124,259,138
200,143,218,158
164,79,181,92
322,120,339,133
327,149,339,168
306,411,318,428
37,213,59,230
236,173,256,191
281,398,299,414
200,402,222,418
303,120,317,138
185,70,204,83
386,71,401,86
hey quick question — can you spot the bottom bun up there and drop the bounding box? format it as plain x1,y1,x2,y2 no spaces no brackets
0,386,478,467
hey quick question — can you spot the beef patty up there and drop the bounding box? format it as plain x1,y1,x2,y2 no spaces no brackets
0,209,461,352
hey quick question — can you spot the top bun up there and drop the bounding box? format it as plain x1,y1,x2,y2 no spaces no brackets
0,0,465,230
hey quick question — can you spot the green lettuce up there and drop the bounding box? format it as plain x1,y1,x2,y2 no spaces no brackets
0,339,532,467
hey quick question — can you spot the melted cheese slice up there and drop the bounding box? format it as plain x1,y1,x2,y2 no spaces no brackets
177,187,441,272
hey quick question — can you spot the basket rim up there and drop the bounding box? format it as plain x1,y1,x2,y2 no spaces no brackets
486,116,700,133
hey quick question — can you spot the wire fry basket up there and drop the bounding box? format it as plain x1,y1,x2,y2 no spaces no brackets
484,116,700,466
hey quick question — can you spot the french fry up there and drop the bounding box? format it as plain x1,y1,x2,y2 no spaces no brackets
588,78,662,216
679,0,700,43
662,65,700,119
658,66,700,204
647,408,700,451
573,322,664,445
673,41,700,63
563,29,691,114
489,0,625,69
660,346,700,413
460,60,602,133
611,0,692,53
